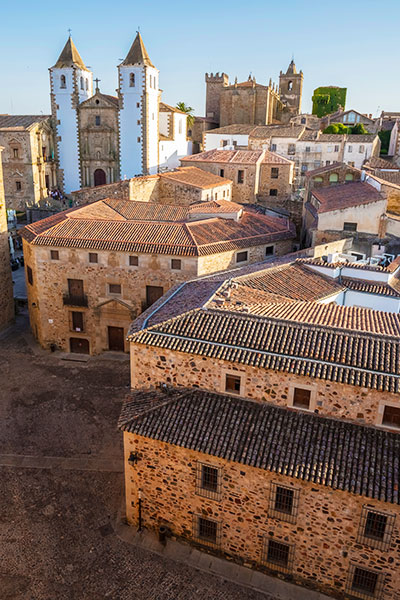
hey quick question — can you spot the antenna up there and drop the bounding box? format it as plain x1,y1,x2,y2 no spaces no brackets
68,28,72,37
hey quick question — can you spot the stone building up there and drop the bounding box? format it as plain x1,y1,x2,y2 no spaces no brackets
321,109,377,133
0,115,56,211
181,149,294,205
21,198,295,354
0,147,14,329
50,34,191,193
119,258,400,600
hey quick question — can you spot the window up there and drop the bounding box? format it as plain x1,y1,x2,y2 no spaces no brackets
15,181,22,191
196,462,220,499
80,76,84,90
171,259,182,270
288,81,293,91
334,144,340,152
60,74,66,88
236,250,248,263
108,283,121,294
305,146,311,153
271,143,277,152
382,404,400,428
348,145,353,153
129,255,139,266
262,538,294,573
344,222,357,232
137,120,140,125
89,252,98,263
50,250,59,260
194,516,219,546
345,173,354,181
219,169,224,178
301,164,308,172
325,160,331,166
237,170,244,184
222,139,229,147
269,189,278,196
313,176,323,183
301,117,306,124
269,482,299,523
178,120,182,134
225,373,241,395
271,167,279,179
136,102,140,108
329,173,339,183
288,144,295,155
359,145,365,153
71,311,84,332
130,73,135,87
346,564,384,599
85,79,88,90
95,115,101,126
265,245,274,256
358,506,395,550
27,265,33,285
13,148,19,158
292,387,311,410
137,137,141,143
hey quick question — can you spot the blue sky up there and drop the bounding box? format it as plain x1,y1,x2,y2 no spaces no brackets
1,0,398,117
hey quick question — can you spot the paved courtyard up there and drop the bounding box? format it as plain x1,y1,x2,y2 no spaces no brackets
0,311,268,600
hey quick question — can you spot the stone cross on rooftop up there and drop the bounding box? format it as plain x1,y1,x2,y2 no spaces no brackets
94,78,101,92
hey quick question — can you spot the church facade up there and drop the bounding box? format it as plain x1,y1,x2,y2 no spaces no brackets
50,34,191,193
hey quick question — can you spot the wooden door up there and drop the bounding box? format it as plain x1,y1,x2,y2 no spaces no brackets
70,337,90,354
68,279,84,297
108,326,125,352
146,285,164,308
94,169,106,186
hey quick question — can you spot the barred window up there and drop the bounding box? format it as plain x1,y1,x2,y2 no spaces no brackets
346,564,384,599
262,538,294,573
358,506,395,550
196,462,221,499
89,252,98,263
171,259,182,270
50,250,59,260
269,482,299,523
129,255,139,266
193,515,220,546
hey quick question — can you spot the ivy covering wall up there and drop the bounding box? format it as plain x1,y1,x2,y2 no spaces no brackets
312,87,347,117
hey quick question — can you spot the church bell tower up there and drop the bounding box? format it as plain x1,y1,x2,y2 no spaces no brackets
279,60,303,116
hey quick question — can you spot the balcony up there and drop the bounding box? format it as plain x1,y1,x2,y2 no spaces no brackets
63,293,88,307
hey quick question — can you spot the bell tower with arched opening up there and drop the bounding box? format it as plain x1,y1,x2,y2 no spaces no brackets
279,60,303,117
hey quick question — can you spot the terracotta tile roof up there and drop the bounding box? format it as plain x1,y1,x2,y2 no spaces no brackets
347,134,377,142
204,124,255,135
0,115,51,130
189,199,242,214
298,257,400,274
370,171,400,186
159,166,231,189
181,149,263,165
21,199,294,257
261,150,293,165
130,306,400,391
311,181,384,213
250,125,305,139
118,387,400,504
342,277,400,297
305,163,360,177
159,102,187,115
364,156,399,170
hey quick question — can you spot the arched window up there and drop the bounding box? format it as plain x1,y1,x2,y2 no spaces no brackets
288,81,293,91
345,173,354,182
329,173,339,184
129,73,135,87
313,176,323,183
80,76,84,90
60,74,66,89
85,79,88,90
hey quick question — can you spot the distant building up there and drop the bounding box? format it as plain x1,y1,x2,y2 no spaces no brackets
321,109,377,132
0,147,14,329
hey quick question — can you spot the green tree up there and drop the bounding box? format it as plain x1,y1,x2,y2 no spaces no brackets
176,102,195,128
323,123,349,134
378,130,391,155
350,123,369,135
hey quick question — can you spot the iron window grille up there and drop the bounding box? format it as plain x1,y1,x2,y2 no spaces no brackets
269,482,299,524
357,506,395,551
261,537,294,573
129,255,139,266
196,462,221,500
346,564,384,599
193,515,220,547
89,252,98,263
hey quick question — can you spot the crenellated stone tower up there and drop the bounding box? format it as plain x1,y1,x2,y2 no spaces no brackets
49,37,93,193
205,73,229,124
0,146,14,329
118,33,159,177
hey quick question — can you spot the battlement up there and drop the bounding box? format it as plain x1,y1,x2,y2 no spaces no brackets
205,72,229,85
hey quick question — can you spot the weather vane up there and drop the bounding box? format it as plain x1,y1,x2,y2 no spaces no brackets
68,28,72,36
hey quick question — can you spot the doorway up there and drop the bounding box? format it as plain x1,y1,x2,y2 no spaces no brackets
94,168,106,186
108,326,125,352
70,337,90,354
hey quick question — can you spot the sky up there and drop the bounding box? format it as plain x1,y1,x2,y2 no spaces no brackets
1,0,399,118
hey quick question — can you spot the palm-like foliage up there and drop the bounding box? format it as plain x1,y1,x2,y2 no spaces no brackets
176,102,195,128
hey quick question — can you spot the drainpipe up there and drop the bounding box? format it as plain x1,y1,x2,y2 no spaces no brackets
138,490,143,532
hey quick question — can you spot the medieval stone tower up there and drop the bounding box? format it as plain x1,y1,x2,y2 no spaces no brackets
49,37,93,193
279,60,303,116
0,147,14,329
118,33,159,177
205,73,229,124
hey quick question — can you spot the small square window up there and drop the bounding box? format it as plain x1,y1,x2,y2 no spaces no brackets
262,538,294,573
109,283,121,294
129,255,139,266
382,405,400,428
305,146,311,153
293,387,311,409
194,516,219,545
27,265,33,285
16,181,22,191
265,245,274,256
344,222,357,232
95,115,101,126
50,250,59,260
269,189,278,196
237,170,244,184
89,252,98,263
171,259,181,270
236,251,248,263
225,374,241,395
346,564,383,599
196,462,220,499
271,167,279,178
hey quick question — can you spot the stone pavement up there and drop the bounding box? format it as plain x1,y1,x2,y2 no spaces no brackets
114,520,332,600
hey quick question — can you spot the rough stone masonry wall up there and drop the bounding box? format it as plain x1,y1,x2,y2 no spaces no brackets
71,179,130,205
258,163,293,197
123,433,400,600
158,179,202,205
0,148,14,328
130,345,400,428
0,129,36,211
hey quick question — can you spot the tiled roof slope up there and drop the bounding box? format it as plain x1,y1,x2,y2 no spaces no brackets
298,257,400,273
0,115,51,130
342,277,400,298
182,149,263,165
364,156,399,170
159,166,231,189
311,182,384,213
21,199,294,257
118,388,400,505
131,307,400,391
